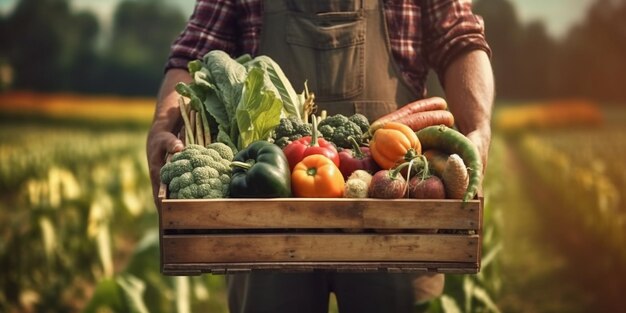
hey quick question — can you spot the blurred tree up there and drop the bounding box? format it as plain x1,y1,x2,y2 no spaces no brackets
0,0,99,91
559,0,626,103
517,21,558,99
97,0,186,95
474,0,524,100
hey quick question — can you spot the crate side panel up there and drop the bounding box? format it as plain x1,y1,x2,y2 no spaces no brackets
162,261,479,275
162,234,479,263
160,199,480,230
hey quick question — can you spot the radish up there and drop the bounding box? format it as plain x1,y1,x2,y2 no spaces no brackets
368,169,408,199
408,175,446,199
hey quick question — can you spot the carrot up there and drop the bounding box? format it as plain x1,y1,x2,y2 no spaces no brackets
394,110,454,132
369,97,447,134
416,125,482,201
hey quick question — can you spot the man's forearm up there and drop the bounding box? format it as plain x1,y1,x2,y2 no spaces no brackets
443,50,494,165
443,50,494,136
151,68,193,133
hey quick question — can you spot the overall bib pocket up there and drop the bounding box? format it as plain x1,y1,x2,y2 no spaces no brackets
285,11,365,101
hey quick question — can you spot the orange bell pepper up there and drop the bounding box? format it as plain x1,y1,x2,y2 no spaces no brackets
291,154,345,198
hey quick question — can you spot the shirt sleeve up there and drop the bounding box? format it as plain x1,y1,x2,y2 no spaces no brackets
165,0,239,71
421,0,491,81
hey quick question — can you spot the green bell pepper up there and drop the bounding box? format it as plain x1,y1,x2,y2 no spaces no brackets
229,140,292,198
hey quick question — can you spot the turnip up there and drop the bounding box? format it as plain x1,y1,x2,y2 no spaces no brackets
344,177,370,199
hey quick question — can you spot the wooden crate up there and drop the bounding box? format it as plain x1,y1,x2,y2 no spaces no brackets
158,185,483,275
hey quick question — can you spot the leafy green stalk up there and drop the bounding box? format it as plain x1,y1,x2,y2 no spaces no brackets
236,67,283,149
244,56,302,120
178,98,194,145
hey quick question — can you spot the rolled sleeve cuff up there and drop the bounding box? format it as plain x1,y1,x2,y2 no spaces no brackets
427,13,492,82
436,36,492,82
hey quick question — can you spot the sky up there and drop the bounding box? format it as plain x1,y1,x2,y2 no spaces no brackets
508,0,595,37
0,0,596,39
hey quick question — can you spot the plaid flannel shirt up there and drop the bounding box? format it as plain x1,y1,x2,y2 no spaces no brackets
166,0,491,96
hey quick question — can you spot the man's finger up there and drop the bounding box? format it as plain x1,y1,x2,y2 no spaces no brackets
167,136,184,154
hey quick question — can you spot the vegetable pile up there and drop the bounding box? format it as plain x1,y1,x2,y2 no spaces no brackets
160,51,483,203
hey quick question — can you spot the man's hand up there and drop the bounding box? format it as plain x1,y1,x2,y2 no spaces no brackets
465,127,491,171
146,69,192,208
146,128,184,206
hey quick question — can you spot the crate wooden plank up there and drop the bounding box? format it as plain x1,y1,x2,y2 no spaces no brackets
163,233,479,264
162,261,479,275
160,198,480,230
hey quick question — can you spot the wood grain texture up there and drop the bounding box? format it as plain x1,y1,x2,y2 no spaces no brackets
162,261,479,275
163,233,479,264
160,198,480,230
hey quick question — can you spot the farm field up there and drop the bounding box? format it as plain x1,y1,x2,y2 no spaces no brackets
0,93,624,312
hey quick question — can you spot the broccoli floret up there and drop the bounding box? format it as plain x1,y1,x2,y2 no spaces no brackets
196,184,215,198
272,117,312,148
160,159,193,184
171,149,201,162
178,184,200,199
273,137,289,148
185,144,206,151
203,189,223,199
218,174,231,185
192,166,220,184
190,155,214,168
169,172,194,192
317,114,363,148
348,113,370,133
207,178,222,189
317,124,335,140
319,114,350,128
170,172,194,193
219,159,232,172
160,145,232,199
295,122,312,135
209,161,230,175
207,142,235,161
274,117,295,139
201,149,222,162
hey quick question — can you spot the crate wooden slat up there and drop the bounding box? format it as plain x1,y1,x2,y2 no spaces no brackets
163,262,478,275
158,184,483,275
163,233,479,263
160,198,479,230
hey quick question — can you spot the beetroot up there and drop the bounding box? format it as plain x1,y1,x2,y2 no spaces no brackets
368,170,407,199
408,175,446,199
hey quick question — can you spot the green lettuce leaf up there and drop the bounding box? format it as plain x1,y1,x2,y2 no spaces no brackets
245,56,302,120
236,67,283,149
203,50,247,124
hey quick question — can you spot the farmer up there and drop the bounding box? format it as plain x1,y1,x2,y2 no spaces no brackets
147,0,493,312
